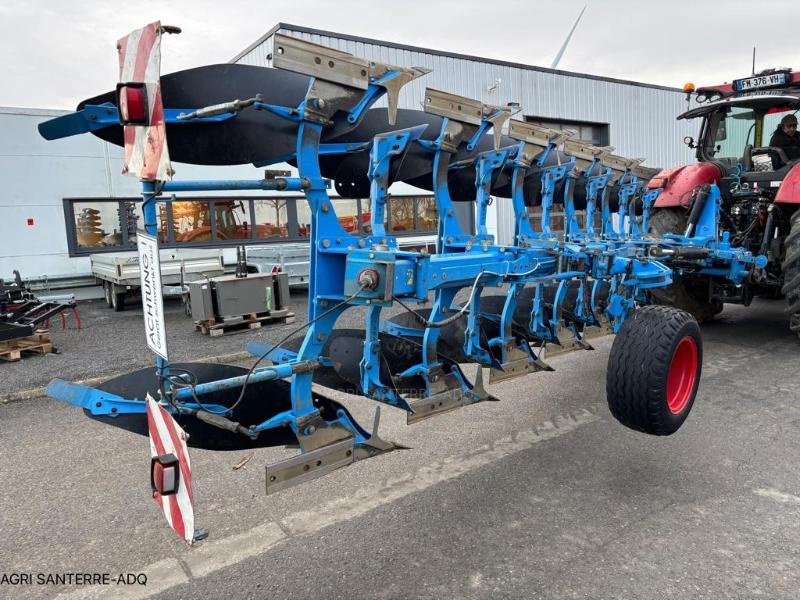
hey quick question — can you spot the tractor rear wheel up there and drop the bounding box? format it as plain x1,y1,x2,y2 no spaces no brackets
649,208,722,322
782,209,800,338
606,305,702,436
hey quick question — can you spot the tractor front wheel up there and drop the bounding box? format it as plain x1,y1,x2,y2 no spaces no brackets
606,305,702,436
782,209,800,338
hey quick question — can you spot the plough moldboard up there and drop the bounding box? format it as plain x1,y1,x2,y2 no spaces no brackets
39,24,765,535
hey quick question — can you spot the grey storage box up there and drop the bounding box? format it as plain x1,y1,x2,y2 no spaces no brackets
189,272,290,322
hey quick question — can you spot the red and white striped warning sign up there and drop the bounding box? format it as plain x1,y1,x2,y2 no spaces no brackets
146,394,194,544
117,22,172,181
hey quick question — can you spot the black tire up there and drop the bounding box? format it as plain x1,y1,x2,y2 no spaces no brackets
111,290,126,312
607,305,702,436
103,281,113,308
782,209,800,338
649,208,722,322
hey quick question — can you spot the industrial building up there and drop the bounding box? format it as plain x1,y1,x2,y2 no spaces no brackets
0,23,696,285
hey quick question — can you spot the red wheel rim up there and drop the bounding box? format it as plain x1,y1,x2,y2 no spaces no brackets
666,335,698,414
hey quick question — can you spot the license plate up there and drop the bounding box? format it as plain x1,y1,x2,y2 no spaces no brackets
734,73,789,92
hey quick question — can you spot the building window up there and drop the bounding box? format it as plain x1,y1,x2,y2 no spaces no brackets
253,198,292,239
295,197,366,236
72,201,125,249
63,196,304,256
169,200,214,243
524,115,610,147
294,195,439,237
62,194,438,256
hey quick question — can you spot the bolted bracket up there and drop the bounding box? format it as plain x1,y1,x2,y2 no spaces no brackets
508,120,573,166
272,34,428,126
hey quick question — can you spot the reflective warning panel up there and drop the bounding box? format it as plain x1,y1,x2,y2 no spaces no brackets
146,395,194,544
117,21,172,180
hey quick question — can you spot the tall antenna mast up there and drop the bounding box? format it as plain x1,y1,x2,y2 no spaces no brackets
551,4,588,69
752,46,756,75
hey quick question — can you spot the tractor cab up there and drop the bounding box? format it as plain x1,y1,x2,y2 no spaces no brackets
679,69,800,176
649,68,800,332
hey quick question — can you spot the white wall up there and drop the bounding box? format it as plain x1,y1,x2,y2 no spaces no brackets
0,108,430,281
0,108,301,281
0,108,125,280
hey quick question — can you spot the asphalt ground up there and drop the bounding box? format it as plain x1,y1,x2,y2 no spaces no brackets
1,295,799,599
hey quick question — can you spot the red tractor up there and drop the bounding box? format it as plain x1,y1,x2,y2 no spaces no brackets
648,68,800,336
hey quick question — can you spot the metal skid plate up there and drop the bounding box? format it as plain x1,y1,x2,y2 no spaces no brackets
537,324,611,358
422,88,515,138
563,140,612,172
630,164,660,181
272,34,370,89
489,355,552,384
404,364,498,424
266,438,355,494
601,153,641,179
508,120,571,146
508,120,573,164
272,33,429,116
407,388,469,424
424,88,485,125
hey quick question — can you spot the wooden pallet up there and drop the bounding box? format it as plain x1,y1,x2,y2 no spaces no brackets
194,310,296,337
0,330,53,362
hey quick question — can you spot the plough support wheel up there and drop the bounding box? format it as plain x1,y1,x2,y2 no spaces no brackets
606,306,702,436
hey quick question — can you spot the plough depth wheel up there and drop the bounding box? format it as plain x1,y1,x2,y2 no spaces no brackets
606,306,702,435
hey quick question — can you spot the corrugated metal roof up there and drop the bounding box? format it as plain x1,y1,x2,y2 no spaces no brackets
231,23,681,93
232,24,697,168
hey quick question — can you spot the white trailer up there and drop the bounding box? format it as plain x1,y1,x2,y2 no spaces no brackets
245,236,435,288
91,248,224,311
246,243,310,287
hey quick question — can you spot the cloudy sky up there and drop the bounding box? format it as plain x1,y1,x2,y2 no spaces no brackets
2,0,798,110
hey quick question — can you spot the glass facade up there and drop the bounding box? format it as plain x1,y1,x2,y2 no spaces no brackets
63,194,438,256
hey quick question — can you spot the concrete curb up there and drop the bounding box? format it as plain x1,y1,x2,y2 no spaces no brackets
0,350,253,405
